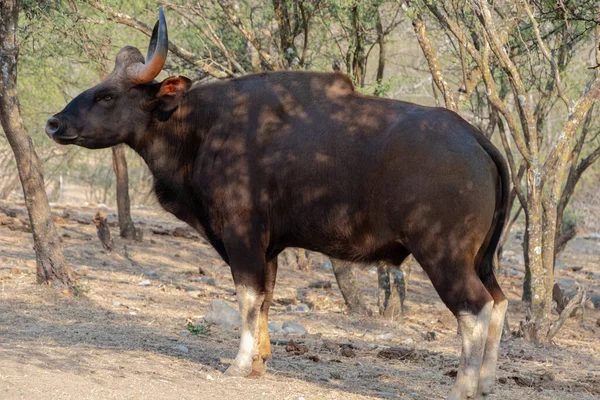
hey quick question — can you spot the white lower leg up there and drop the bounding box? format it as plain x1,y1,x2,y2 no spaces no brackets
477,299,508,398
227,287,264,375
448,301,493,400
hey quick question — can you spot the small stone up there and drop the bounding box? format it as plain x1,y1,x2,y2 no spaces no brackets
375,392,397,399
402,338,414,345
424,331,437,341
596,318,600,327
340,345,356,358
168,336,178,341
285,340,308,355
295,304,310,312
177,344,189,353
129,311,137,315
375,333,394,341
322,341,340,351
319,260,333,270
112,301,121,307
179,331,190,337
282,321,308,335
308,355,320,362
308,280,332,289
10,268,21,275
200,276,216,286
317,375,328,381
145,270,159,277
205,300,241,329
268,322,282,333
138,280,151,286
206,374,214,381
187,291,204,299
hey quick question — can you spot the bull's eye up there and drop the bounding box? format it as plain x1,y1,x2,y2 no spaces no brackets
103,95,113,101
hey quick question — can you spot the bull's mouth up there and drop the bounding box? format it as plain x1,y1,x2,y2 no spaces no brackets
51,134,79,144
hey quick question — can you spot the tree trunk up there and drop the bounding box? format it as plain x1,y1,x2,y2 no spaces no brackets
0,0,73,289
525,169,553,342
377,261,410,320
350,5,366,87
331,259,371,316
112,144,138,240
374,9,386,96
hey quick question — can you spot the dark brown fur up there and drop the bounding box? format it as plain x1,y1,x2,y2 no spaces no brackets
48,65,509,386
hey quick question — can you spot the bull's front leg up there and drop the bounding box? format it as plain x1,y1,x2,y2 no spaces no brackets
222,226,277,377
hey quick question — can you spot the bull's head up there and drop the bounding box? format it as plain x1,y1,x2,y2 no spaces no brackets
46,7,191,149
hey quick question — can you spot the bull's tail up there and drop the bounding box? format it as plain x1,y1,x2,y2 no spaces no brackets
476,139,510,287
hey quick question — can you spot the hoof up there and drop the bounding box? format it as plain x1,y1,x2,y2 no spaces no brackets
224,363,251,377
250,354,270,376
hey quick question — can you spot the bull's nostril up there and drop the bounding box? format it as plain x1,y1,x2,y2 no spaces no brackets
45,117,62,136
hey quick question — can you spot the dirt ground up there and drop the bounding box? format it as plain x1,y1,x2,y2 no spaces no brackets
0,200,598,400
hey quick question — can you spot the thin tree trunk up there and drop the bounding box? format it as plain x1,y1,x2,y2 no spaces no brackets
374,9,386,96
112,145,138,240
0,0,73,289
350,5,365,87
331,259,371,316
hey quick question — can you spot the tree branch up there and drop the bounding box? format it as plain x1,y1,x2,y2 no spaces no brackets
85,1,228,78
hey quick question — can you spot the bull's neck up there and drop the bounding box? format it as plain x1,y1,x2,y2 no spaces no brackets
129,105,202,185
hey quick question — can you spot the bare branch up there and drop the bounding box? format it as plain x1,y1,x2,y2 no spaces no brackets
547,287,585,341
218,0,277,70
86,1,229,78
404,2,457,111
520,0,568,108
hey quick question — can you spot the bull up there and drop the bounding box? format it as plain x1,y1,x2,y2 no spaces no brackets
46,8,509,400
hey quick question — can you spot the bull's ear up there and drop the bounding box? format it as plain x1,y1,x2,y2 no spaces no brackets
156,76,192,111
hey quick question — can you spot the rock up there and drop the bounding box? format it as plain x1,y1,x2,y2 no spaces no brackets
375,392,397,399
167,336,178,341
112,301,121,307
206,374,214,381
285,340,308,355
119,294,144,300
200,276,216,286
268,322,282,333
138,280,151,286
322,341,340,352
377,347,417,360
179,331,190,337
588,294,600,309
318,260,333,270
187,291,204,299
145,270,158,277
295,304,310,312
340,344,356,358
205,300,241,329
424,331,437,341
308,280,332,289
317,375,328,381
402,338,414,345
282,321,308,335
177,344,189,354
351,342,378,351
308,355,320,362
375,333,394,341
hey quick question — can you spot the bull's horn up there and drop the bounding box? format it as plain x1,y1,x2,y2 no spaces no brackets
128,6,168,84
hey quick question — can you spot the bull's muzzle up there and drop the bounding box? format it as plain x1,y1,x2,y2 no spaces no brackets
45,116,77,142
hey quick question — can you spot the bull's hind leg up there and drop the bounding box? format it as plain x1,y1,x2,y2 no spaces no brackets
223,227,276,377
252,258,277,375
418,255,493,400
477,276,507,398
